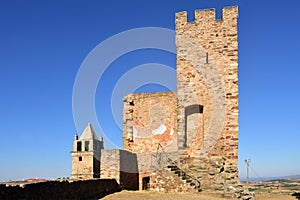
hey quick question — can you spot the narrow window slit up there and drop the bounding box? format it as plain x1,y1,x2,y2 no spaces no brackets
206,52,209,64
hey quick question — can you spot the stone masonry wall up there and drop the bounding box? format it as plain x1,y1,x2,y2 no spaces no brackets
150,166,195,193
71,151,98,179
120,150,139,190
179,157,241,196
100,149,139,190
0,179,120,200
100,149,121,183
123,92,178,153
176,6,239,165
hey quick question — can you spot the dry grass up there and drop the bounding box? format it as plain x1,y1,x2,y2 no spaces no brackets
101,190,297,200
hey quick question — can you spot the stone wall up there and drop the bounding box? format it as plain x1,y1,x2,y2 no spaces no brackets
179,157,241,196
150,166,195,193
123,92,178,153
71,151,100,179
100,149,139,190
120,150,139,190
0,179,120,200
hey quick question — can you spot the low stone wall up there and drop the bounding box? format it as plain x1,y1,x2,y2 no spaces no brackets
0,179,120,200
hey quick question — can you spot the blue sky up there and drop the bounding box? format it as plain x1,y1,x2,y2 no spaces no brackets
0,0,299,181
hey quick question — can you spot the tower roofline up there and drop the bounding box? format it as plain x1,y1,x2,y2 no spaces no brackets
79,123,99,141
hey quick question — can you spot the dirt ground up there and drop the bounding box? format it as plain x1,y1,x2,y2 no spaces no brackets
101,190,297,200
256,193,297,200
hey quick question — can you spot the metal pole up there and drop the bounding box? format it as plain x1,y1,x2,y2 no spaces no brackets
245,159,251,190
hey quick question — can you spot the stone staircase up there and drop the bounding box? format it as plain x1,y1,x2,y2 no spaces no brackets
166,163,201,192
166,158,255,200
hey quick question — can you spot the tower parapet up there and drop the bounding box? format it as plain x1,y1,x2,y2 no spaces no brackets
176,6,238,24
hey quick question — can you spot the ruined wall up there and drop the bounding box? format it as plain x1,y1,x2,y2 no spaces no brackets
100,149,139,190
0,179,120,200
123,92,178,153
122,92,179,190
176,6,239,164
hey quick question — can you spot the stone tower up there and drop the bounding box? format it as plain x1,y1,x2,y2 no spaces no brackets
176,6,239,164
71,123,104,179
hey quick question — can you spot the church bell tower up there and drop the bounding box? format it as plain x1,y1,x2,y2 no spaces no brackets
71,123,104,179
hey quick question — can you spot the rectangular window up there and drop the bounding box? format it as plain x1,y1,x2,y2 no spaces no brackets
77,141,82,151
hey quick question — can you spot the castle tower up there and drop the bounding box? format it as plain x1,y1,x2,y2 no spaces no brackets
176,6,239,164
71,123,104,179
148,7,245,196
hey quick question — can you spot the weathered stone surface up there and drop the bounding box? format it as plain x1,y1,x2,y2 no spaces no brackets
100,149,139,190
123,92,178,153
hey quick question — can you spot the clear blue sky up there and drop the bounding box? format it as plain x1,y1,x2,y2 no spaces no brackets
0,0,299,181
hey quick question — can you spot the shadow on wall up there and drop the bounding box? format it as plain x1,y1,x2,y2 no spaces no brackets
120,150,139,190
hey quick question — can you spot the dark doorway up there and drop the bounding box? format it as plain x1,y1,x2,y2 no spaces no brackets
184,104,204,148
142,177,150,190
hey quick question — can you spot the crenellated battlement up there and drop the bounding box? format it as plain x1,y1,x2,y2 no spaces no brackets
176,6,238,24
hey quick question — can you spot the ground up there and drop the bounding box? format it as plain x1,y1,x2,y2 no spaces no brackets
101,190,297,200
